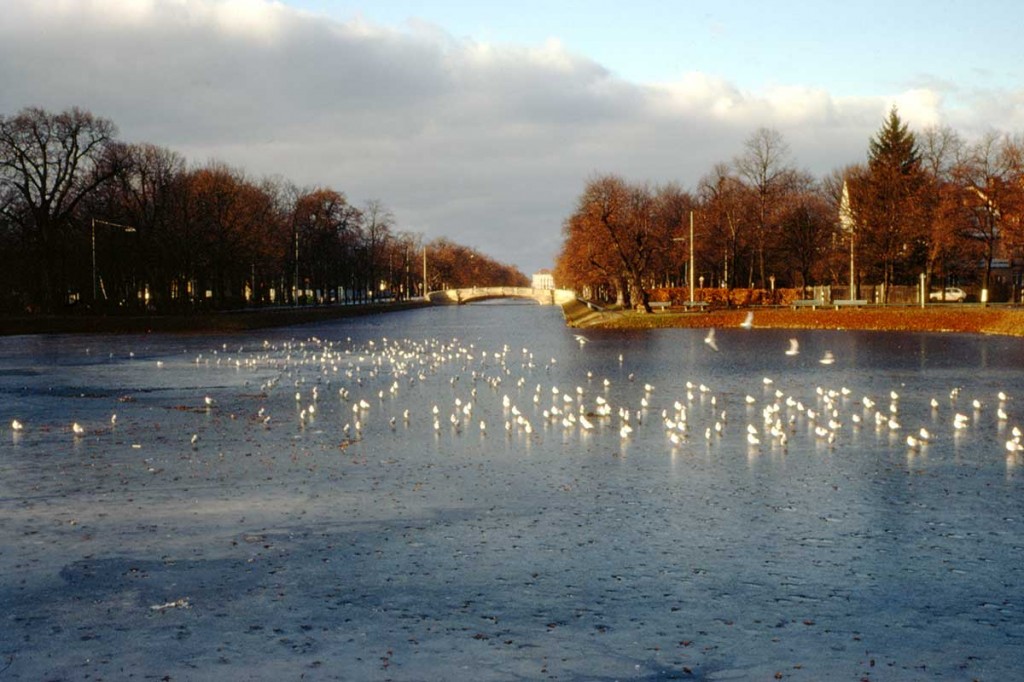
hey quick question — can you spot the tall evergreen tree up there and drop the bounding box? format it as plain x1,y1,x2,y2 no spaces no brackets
869,107,921,174
852,107,927,300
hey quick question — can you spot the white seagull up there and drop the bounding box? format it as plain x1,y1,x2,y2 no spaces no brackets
740,311,754,329
785,339,800,356
704,328,719,352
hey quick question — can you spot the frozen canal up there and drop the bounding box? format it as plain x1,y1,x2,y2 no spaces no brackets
2,303,1023,680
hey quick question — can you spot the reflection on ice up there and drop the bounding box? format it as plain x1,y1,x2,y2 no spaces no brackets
1,305,1024,680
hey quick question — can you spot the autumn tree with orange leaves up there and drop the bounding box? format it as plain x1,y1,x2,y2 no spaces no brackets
424,238,528,291
556,174,683,312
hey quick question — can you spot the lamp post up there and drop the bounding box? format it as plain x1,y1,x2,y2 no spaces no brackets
849,231,856,301
92,218,136,302
671,210,696,304
404,243,411,300
422,244,428,299
689,211,695,304
293,225,299,304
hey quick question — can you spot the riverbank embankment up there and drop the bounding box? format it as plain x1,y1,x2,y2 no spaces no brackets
0,300,430,336
562,299,1024,337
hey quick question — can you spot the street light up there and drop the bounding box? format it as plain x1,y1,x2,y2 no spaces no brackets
672,211,696,304
293,224,299,304
689,211,695,305
92,218,136,302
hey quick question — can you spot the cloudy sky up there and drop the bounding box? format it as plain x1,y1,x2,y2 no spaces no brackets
3,0,1023,275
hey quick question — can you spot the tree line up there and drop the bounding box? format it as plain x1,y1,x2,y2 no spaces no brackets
555,108,1024,311
0,106,527,315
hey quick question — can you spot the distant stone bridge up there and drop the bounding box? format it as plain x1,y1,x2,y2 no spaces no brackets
426,287,576,306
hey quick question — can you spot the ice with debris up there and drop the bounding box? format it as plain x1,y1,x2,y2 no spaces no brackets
1,303,1023,680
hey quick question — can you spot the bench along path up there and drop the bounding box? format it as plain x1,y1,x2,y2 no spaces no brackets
649,301,709,312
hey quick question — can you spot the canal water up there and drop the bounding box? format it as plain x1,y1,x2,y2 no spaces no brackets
1,302,1023,680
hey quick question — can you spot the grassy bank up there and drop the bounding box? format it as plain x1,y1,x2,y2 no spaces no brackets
5,299,1023,337
562,300,1024,337
0,300,430,336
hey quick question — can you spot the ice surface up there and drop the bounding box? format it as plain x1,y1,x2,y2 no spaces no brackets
1,305,1023,680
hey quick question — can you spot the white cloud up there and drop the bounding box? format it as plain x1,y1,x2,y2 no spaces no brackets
890,89,944,129
1,0,1020,274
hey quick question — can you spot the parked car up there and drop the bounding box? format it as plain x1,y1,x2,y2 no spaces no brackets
929,286,967,302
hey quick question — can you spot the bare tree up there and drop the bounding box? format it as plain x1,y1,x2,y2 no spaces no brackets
0,107,121,309
93,143,187,308
651,183,697,287
954,131,1023,295
916,126,967,290
363,199,394,300
998,135,1024,261
733,127,794,288
775,174,834,288
919,125,963,180
289,186,361,303
698,163,749,289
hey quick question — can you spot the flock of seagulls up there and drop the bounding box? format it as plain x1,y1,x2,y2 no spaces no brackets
4,312,1024,462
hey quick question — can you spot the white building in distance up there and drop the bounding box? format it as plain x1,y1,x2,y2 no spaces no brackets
532,269,554,290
